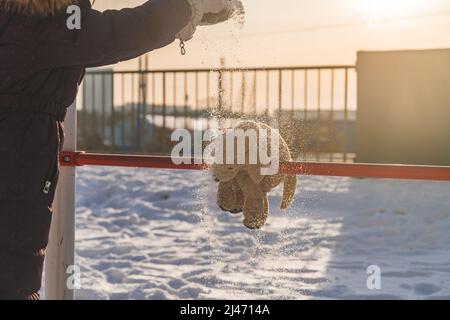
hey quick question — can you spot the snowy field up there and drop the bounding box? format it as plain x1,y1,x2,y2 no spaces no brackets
73,166,450,300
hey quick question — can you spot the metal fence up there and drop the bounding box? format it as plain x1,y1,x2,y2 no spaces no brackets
79,65,357,162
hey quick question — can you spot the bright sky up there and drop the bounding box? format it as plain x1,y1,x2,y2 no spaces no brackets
94,0,450,70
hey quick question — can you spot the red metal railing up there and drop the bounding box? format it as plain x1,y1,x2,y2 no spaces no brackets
60,152,450,181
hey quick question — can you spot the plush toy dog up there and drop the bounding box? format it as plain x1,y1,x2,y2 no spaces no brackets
210,121,297,229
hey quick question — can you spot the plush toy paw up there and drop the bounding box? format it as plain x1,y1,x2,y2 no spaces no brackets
217,180,244,214
242,195,268,230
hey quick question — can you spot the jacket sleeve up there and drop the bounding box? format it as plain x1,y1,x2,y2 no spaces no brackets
42,0,192,68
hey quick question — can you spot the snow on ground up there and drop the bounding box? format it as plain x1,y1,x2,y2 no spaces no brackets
74,166,450,300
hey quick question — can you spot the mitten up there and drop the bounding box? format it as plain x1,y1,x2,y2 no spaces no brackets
176,0,244,42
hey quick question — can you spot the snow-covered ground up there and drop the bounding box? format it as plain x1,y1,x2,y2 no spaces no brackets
73,166,450,300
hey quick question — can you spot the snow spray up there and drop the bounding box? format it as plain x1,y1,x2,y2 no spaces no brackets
187,2,302,299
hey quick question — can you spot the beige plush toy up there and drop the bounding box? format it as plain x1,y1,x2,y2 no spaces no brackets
210,121,297,229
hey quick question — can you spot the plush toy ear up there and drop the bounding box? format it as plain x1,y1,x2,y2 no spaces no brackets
247,165,264,185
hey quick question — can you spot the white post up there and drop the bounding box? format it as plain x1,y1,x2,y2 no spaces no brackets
45,102,77,300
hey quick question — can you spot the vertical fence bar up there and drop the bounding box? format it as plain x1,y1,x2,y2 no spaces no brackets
91,75,97,149
151,72,155,124
121,74,125,148
291,70,295,116
173,72,177,130
206,71,211,110
46,102,76,300
141,70,148,152
184,72,188,129
252,71,257,115
206,72,211,129
303,70,308,160
137,72,142,152
241,71,246,114
151,73,156,147
195,72,199,120
218,66,225,127
317,70,321,161
218,69,223,111
137,62,142,152
317,70,321,120
150,72,156,146
343,68,349,162
110,73,116,152
330,69,335,162
229,70,234,113
81,79,87,149
265,70,270,116
143,72,148,151
304,70,308,120
101,74,106,145
278,70,282,112
131,74,137,152
162,72,167,152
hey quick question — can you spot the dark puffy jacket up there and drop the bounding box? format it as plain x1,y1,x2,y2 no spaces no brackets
0,0,191,299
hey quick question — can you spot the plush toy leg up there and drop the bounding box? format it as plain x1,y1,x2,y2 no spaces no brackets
236,172,269,229
217,181,235,211
281,175,297,209
230,180,245,213
217,180,244,214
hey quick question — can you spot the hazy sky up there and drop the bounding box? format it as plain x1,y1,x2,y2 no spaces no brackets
93,0,450,70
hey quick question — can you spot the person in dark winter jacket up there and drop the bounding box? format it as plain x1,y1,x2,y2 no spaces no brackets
0,0,242,300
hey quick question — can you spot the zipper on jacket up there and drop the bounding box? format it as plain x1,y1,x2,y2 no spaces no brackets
43,149,59,195
43,181,52,195
43,122,64,196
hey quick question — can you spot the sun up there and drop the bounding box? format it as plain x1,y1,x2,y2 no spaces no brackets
351,0,445,29
355,0,437,19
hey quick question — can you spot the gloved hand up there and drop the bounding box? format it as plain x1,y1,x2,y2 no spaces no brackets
177,0,244,42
